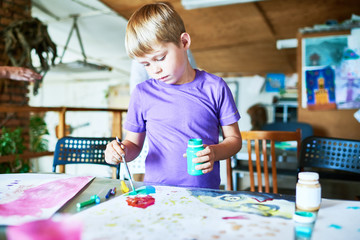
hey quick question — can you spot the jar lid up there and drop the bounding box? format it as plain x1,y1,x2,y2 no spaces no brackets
293,211,316,223
298,172,319,181
188,138,203,147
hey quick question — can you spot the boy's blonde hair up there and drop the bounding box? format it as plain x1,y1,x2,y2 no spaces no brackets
125,2,186,58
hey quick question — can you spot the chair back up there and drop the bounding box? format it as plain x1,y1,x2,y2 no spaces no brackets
262,122,313,141
241,129,301,193
53,137,120,179
299,136,360,179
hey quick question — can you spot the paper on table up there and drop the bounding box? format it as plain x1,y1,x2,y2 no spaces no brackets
312,198,360,240
0,173,93,226
74,185,295,240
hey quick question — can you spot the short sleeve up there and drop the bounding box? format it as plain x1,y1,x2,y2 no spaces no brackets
218,79,241,126
124,86,146,133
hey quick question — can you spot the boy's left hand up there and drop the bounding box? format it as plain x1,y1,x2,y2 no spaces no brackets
191,144,216,174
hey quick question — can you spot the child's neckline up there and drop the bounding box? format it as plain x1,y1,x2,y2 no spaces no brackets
156,69,199,89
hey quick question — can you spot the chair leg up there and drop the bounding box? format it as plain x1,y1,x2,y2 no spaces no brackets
226,158,233,191
234,172,240,191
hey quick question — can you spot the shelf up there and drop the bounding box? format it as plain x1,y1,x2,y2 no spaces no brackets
0,151,54,163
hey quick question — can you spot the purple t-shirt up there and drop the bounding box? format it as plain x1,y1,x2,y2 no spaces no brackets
125,69,240,189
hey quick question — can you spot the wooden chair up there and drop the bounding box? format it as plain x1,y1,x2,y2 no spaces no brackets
53,137,120,179
228,129,301,193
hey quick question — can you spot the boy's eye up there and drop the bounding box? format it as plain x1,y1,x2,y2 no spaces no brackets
156,55,165,61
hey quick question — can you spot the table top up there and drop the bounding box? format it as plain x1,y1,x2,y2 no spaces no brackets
1,174,360,240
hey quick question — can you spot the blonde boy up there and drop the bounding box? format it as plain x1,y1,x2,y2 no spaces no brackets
105,2,242,189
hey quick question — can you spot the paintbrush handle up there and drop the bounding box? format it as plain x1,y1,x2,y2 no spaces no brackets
122,156,135,191
116,137,135,192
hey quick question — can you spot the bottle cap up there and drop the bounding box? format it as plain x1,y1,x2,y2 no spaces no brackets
293,211,316,223
298,172,319,181
188,139,203,147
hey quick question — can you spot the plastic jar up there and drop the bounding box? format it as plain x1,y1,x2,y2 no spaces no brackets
293,211,316,239
296,172,321,211
186,139,204,176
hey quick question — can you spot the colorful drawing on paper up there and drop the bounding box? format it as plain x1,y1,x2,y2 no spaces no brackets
265,73,285,92
335,48,360,109
189,189,294,219
305,66,337,110
0,173,93,226
74,186,295,240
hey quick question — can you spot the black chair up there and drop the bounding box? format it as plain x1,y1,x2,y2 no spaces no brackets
53,137,120,179
298,136,360,182
262,122,313,141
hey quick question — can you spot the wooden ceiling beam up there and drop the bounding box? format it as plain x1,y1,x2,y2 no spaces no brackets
253,2,277,38
253,2,295,72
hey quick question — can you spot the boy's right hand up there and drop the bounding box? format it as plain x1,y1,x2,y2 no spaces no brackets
104,140,126,165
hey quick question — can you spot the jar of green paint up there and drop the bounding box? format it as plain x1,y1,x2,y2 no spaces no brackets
187,138,204,176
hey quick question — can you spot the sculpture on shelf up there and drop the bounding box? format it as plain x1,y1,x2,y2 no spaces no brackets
247,103,268,130
2,17,57,95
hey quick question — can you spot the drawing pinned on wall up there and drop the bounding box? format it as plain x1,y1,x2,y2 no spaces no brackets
265,73,285,93
336,48,360,109
301,34,348,108
305,66,337,110
74,185,295,240
0,174,93,226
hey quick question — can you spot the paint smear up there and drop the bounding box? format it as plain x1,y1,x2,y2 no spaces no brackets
328,224,342,229
347,206,360,210
252,197,274,203
126,195,155,209
6,216,82,240
0,176,92,217
222,215,249,220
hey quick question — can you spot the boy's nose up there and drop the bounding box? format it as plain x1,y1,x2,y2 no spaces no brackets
151,64,162,74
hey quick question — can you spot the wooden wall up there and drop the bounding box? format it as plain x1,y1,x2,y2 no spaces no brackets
0,0,32,148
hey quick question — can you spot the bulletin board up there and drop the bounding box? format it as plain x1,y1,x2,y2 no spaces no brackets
297,30,360,140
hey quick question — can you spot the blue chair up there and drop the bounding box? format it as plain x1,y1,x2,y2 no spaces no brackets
53,137,120,179
262,122,313,141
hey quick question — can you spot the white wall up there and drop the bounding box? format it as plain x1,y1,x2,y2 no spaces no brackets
224,75,279,131
29,77,130,177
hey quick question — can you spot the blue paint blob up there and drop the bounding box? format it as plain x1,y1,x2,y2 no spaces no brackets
346,206,360,210
127,186,156,196
328,224,342,229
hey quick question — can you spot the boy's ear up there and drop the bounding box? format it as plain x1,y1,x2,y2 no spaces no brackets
180,32,191,49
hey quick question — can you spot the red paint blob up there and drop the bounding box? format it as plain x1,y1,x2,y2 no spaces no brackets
126,195,155,209
222,215,249,220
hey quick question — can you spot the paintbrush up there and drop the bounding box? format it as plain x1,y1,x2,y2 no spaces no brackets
116,136,135,192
